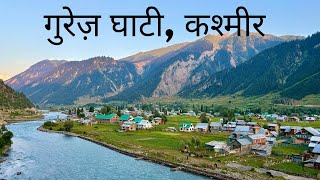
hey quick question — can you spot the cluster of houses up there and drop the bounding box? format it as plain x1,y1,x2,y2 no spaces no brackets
202,120,320,160
90,113,163,131
257,113,318,123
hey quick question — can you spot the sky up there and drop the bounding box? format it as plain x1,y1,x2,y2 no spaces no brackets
0,0,319,80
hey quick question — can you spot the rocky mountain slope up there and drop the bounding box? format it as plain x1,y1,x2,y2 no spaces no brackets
10,57,138,105
6,60,67,90
6,32,304,105
180,32,320,100
107,32,303,102
0,80,33,109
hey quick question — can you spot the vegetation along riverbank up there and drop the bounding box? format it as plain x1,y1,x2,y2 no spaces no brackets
39,115,319,180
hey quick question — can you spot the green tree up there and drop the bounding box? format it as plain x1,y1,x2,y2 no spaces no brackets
100,106,114,114
262,124,268,129
0,137,5,148
161,115,168,124
64,121,74,132
89,106,95,113
199,113,209,123
2,131,13,144
117,110,122,117
79,113,85,118
1,124,7,132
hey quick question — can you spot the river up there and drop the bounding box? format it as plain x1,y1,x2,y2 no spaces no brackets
0,120,206,180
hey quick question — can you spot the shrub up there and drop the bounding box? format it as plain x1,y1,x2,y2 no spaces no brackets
43,121,56,127
0,137,6,148
64,121,74,132
2,131,13,144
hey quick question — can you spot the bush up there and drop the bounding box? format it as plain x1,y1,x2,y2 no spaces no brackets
0,137,6,148
64,121,74,132
2,131,13,144
43,121,56,127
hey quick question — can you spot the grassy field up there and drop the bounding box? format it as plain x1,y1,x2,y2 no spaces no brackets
271,162,319,177
44,116,320,178
272,145,309,155
48,117,229,153
140,93,320,109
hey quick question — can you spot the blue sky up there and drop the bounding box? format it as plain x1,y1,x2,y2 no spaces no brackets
0,0,319,79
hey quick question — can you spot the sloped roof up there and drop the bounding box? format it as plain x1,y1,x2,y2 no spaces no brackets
195,123,209,129
249,134,266,139
234,126,250,132
119,114,131,121
95,113,117,120
122,121,134,127
180,122,193,128
210,122,222,127
247,122,258,125
310,136,320,142
268,124,278,127
133,116,143,123
270,131,278,137
312,144,320,154
304,127,320,136
258,128,269,135
205,141,227,147
236,120,246,125
138,120,150,125
237,138,252,145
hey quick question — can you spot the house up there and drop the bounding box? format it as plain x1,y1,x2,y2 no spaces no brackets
152,117,162,125
288,116,300,122
195,123,209,132
312,144,320,157
276,115,288,122
295,127,320,144
223,122,236,131
118,114,133,125
230,126,252,139
137,120,153,129
279,126,301,136
308,136,320,151
81,120,92,126
248,134,266,145
251,144,272,156
133,116,143,124
304,156,320,169
291,126,302,135
231,138,252,151
179,122,194,132
247,122,260,128
247,122,261,134
121,121,137,131
236,120,247,126
259,112,270,120
258,128,271,137
210,122,222,132
268,124,279,133
305,117,316,122
266,116,276,122
270,131,279,137
205,141,228,152
95,114,119,124
266,137,277,144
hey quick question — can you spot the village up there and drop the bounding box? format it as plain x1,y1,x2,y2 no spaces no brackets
45,106,320,178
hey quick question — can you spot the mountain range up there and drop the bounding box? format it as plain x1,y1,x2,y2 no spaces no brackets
0,80,33,109
6,31,314,105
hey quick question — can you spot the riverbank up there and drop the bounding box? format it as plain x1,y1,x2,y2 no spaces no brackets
38,126,238,180
39,121,319,180
0,145,11,162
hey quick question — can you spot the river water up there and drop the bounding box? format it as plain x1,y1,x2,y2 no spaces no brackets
0,120,206,180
